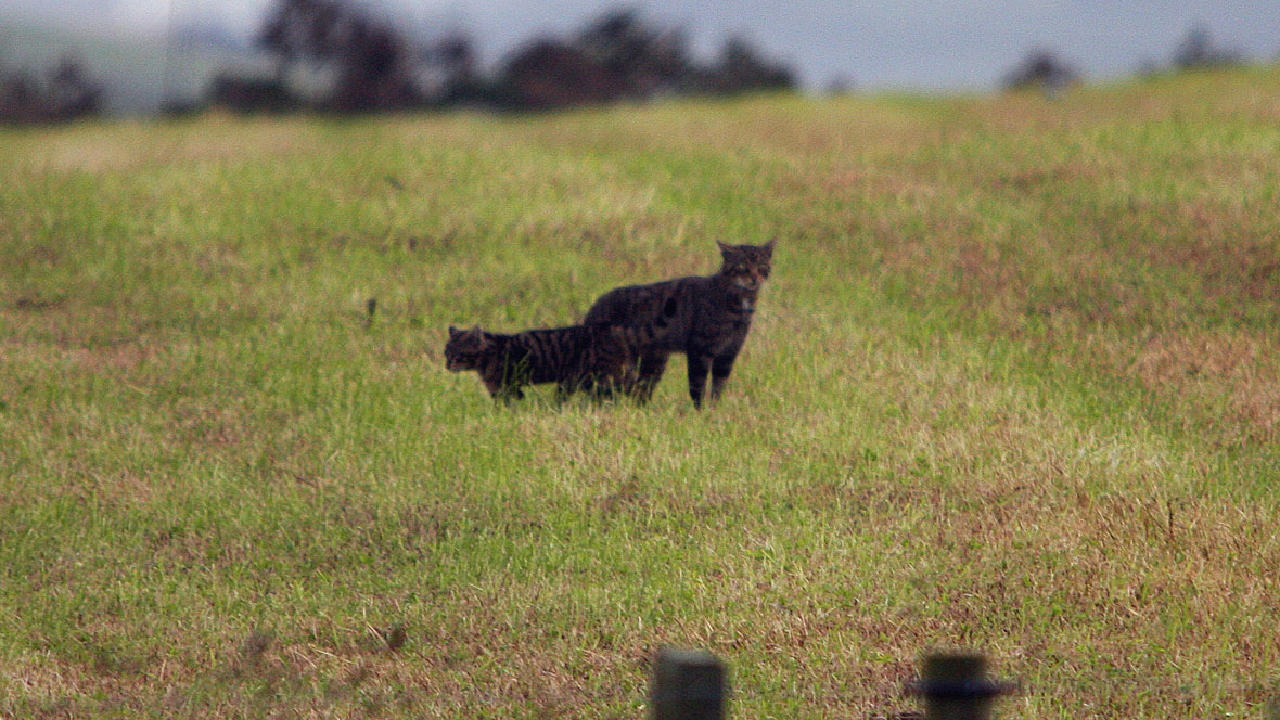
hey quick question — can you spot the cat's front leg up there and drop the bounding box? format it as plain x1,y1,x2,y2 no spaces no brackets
709,354,737,404
687,353,712,409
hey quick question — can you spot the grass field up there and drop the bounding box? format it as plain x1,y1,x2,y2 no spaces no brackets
2,66,1279,718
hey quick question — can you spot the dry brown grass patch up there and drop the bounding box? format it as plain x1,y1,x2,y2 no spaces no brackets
1130,331,1274,389
1127,330,1280,444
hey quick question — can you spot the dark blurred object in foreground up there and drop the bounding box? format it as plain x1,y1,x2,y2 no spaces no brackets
907,653,1016,720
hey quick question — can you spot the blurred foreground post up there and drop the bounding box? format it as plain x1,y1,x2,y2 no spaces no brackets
908,652,1013,720
650,646,728,720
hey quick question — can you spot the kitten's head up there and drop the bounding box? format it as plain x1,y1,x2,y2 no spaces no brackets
445,325,491,371
716,239,775,292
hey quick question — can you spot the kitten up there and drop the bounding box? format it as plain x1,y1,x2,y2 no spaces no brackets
584,239,774,409
444,320,667,402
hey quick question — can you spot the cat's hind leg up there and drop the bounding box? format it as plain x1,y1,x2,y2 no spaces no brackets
632,350,670,403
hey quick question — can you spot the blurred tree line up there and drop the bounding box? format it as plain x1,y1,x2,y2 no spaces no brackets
215,0,796,113
0,7,1264,123
0,54,102,125
1002,23,1246,94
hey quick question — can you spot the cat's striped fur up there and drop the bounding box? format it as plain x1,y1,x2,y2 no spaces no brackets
445,315,672,402
584,240,774,409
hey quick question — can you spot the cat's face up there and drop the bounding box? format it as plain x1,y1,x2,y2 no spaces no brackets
445,326,491,371
717,239,775,292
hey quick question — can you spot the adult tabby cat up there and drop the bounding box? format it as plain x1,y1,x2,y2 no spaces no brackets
584,239,775,409
444,318,669,402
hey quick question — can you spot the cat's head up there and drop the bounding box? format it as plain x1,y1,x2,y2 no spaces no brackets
716,239,775,292
445,325,491,371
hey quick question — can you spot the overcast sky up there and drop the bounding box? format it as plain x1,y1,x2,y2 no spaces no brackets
5,0,1280,91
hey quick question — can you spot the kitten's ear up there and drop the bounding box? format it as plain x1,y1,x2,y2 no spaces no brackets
448,325,460,338
717,240,733,257
764,237,777,254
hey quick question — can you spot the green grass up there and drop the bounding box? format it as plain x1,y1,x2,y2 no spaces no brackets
2,67,1279,718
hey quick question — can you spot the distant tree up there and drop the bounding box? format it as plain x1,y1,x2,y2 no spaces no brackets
1173,23,1243,70
256,0,425,112
697,36,797,95
208,74,297,113
573,9,692,98
1136,57,1163,79
258,0,347,80
1002,50,1079,93
0,70,41,125
495,10,796,111
826,75,856,96
47,56,104,118
0,54,103,125
497,39,620,110
330,17,421,111
434,32,477,79
429,30,489,105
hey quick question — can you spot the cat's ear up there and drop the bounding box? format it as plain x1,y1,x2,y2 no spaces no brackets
448,325,460,338
764,237,777,254
717,240,734,258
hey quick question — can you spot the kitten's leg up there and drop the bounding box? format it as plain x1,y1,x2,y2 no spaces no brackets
554,382,572,404
613,363,637,400
592,369,617,401
687,353,711,409
483,377,506,399
582,377,605,403
709,354,737,403
566,374,601,404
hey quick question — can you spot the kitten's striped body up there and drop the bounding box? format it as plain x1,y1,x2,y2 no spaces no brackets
445,320,667,402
